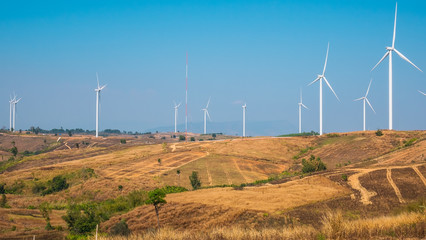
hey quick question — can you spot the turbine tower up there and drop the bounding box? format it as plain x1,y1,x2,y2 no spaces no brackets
185,53,188,140
418,90,426,96
242,103,247,137
202,97,211,134
308,43,339,135
354,79,376,131
371,3,422,130
298,89,308,134
95,72,106,138
173,101,181,133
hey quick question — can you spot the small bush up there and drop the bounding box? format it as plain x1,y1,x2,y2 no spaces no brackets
110,220,131,236
189,171,201,190
375,130,383,136
179,135,185,141
302,155,327,173
403,138,417,147
341,174,348,181
0,194,9,208
190,137,195,141
120,139,126,144
41,175,69,196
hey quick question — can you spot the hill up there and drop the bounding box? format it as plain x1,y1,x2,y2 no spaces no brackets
0,130,424,239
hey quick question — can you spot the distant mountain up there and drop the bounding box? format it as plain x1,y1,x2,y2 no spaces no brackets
144,120,298,136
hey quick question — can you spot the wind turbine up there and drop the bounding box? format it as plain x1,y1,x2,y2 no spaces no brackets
418,90,426,96
298,89,309,134
12,94,21,132
242,103,247,137
95,72,106,138
173,101,181,133
9,95,15,131
308,43,339,135
371,3,422,130
354,79,376,131
201,97,211,134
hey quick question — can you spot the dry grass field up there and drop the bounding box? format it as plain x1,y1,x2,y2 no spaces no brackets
0,130,425,239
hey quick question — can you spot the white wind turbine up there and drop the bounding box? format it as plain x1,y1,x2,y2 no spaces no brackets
173,101,181,133
242,103,247,137
11,94,21,132
9,95,15,131
95,72,106,138
354,79,376,131
418,90,426,96
298,89,309,134
201,97,211,134
308,43,339,135
371,3,422,130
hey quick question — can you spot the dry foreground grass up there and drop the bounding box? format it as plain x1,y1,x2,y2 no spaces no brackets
0,130,425,239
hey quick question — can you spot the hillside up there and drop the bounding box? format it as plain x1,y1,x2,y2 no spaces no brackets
0,130,425,239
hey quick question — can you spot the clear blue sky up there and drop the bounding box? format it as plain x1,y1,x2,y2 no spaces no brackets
1,0,425,135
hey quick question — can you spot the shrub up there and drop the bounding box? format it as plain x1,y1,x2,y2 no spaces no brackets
189,171,201,190
120,139,126,144
179,135,185,141
5,180,25,194
190,137,195,141
403,138,417,147
0,194,9,208
110,220,131,236
62,203,100,235
41,175,69,196
375,130,383,136
301,155,327,173
118,185,123,191
0,183,5,194
341,174,348,181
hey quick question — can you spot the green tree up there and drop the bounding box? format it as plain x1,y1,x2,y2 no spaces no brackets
39,202,54,230
190,137,195,141
158,158,161,165
189,171,201,190
146,189,166,229
212,133,217,139
179,135,185,141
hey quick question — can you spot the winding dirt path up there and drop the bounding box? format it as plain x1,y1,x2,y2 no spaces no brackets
347,169,377,205
386,168,405,204
412,166,426,187
171,144,176,152
233,158,250,183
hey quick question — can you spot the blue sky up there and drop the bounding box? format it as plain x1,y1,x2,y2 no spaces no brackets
1,0,425,135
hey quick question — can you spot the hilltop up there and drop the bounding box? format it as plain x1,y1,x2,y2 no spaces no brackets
0,130,424,239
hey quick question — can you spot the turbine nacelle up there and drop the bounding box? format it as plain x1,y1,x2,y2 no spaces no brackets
386,47,394,51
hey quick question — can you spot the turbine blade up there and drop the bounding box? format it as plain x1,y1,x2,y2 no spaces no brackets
96,72,100,88
206,110,211,121
308,77,320,86
173,100,177,107
393,48,423,72
371,51,389,71
354,97,363,101
178,102,182,107
323,77,340,101
322,42,329,76
392,2,397,48
206,97,211,108
418,90,426,96
365,98,376,114
302,103,309,109
365,78,373,97
300,88,302,103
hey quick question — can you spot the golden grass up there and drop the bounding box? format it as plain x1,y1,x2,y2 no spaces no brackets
166,175,350,212
95,211,425,240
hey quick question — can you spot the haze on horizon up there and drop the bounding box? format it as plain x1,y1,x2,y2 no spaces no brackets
1,0,425,136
